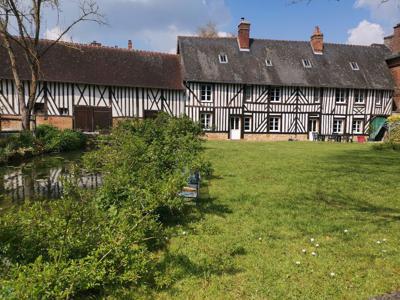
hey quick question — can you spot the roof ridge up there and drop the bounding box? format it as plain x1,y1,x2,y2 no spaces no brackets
178,35,236,40
39,38,179,57
178,35,385,49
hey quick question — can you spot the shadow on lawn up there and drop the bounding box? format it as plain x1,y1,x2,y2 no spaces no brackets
324,147,400,175
292,147,400,224
314,189,400,223
155,180,239,295
157,251,241,282
160,179,232,228
329,148,399,221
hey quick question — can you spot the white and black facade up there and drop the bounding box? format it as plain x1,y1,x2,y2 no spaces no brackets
0,20,396,140
178,22,395,140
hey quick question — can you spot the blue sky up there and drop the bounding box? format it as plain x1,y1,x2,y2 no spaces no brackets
43,0,400,52
225,0,377,42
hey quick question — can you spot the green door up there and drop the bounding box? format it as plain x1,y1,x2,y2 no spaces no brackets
370,117,387,141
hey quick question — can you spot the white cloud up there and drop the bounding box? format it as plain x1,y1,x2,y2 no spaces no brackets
44,26,72,42
218,31,233,37
347,20,385,45
355,0,400,23
139,25,193,53
41,0,231,52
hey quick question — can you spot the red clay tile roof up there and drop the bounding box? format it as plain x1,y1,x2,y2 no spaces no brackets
0,39,184,90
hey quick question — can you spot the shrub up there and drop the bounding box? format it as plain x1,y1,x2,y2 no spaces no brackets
0,126,87,165
0,114,211,298
373,142,400,151
35,125,86,153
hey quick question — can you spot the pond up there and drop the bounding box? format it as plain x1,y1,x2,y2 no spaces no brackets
0,152,102,209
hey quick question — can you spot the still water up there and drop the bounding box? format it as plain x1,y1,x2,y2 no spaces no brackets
0,152,102,209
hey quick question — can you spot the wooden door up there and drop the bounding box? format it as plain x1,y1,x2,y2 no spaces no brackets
74,106,112,132
74,106,92,132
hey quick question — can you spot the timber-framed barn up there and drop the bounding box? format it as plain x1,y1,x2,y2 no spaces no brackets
1,19,399,141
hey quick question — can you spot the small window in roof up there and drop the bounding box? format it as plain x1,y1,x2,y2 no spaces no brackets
350,62,359,71
302,59,312,68
219,53,228,64
265,59,273,67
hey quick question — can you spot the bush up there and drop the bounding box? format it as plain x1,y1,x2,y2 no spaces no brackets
58,129,87,152
0,190,157,299
0,114,211,298
373,142,400,151
0,125,87,164
35,125,86,152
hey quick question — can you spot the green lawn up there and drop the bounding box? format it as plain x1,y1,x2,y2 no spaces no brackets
156,142,400,300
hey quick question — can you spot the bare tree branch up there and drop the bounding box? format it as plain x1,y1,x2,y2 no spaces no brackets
0,0,104,131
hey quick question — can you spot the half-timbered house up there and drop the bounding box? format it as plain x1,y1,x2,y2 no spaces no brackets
0,40,184,131
0,19,398,141
178,20,395,141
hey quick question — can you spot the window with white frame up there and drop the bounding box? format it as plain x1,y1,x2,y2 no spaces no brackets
333,119,344,134
335,89,347,104
350,62,359,71
200,84,212,102
219,53,228,64
269,116,281,132
265,59,273,67
314,88,323,103
270,87,281,102
352,119,364,134
244,86,252,102
302,59,312,68
354,89,365,104
200,112,212,130
376,90,383,106
244,116,252,132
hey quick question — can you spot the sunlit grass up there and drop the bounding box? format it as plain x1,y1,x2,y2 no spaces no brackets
155,141,400,300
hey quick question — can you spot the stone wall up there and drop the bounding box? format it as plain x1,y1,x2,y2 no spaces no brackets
0,115,73,131
203,132,309,141
36,116,73,130
244,134,308,142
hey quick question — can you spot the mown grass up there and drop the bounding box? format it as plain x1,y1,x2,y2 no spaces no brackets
155,141,400,300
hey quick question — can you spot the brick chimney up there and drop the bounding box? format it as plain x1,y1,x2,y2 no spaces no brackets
387,24,400,112
238,18,251,51
384,35,393,51
311,26,324,54
391,24,400,54
128,40,133,50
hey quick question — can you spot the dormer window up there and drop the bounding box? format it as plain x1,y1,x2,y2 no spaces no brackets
350,62,359,71
219,53,228,64
265,59,273,67
302,59,312,68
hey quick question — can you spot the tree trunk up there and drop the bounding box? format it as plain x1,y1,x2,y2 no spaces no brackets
21,105,30,131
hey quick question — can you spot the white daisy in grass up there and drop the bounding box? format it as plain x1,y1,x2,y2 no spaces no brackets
344,229,349,233
310,238,315,243
383,238,387,242
295,261,301,265
311,252,317,256
182,231,187,235
315,244,320,248
259,237,262,241
330,272,336,277
302,249,307,254
376,240,381,244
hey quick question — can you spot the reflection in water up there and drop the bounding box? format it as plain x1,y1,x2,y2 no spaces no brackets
0,152,102,206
